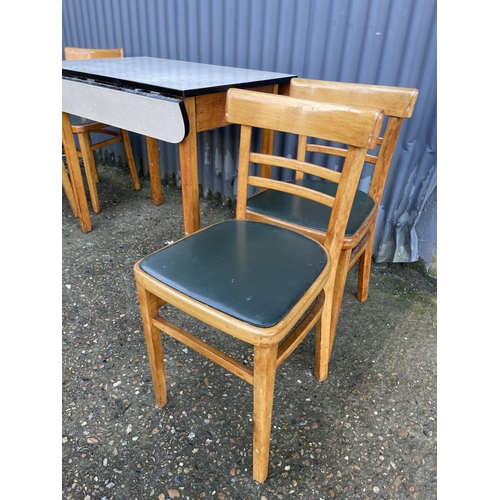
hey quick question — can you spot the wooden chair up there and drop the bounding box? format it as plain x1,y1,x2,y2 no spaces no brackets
64,47,140,213
134,88,383,482
246,78,418,373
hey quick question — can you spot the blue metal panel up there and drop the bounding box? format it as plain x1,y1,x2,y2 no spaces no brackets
62,0,437,266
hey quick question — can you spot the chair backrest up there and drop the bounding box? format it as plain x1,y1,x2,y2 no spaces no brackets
289,78,419,205
64,47,124,60
225,88,383,257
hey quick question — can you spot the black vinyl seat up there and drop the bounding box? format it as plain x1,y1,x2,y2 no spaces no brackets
139,220,328,328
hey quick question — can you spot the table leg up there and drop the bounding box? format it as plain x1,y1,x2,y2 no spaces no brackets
260,129,275,179
259,84,279,180
178,97,200,235
146,137,163,205
62,112,92,233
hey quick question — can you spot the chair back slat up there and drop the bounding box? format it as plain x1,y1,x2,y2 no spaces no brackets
249,152,343,183
248,176,336,207
226,88,382,149
290,78,418,118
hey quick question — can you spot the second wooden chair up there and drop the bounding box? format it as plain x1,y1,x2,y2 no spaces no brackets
245,78,419,378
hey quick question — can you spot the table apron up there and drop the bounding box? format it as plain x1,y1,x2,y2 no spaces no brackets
194,84,278,132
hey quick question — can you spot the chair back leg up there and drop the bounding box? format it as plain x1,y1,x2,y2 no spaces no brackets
78,131,101,213
357,227,376,302
121,130,141,190
62,160,78,217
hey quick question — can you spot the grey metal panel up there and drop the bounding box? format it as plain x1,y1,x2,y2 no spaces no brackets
62,0,437,266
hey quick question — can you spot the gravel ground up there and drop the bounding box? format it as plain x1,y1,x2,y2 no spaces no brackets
61,166,437,500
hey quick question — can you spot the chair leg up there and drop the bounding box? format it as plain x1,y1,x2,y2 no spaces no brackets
121,130,141,190
328,249,352,358
78,132,101,213
314,270,336,381
252,344,278,483
137,284,168,408
62,160,78,217
357,228,375,302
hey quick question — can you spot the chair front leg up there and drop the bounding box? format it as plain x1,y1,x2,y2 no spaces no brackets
252,343,278,482
137,283,168,408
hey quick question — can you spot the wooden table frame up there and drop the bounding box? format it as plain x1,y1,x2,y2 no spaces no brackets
62,58,294,234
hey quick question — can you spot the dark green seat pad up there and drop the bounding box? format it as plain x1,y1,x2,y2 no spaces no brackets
247,179,375,236
139,220,328,328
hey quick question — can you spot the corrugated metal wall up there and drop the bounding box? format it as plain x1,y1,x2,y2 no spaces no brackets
62,0,437,267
